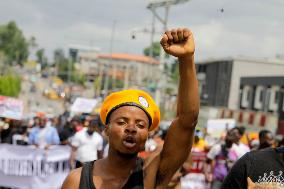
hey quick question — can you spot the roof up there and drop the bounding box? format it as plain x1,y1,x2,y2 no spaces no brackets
98,53,159,65
196,56,284,65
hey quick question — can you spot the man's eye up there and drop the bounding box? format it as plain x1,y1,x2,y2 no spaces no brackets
117,121,126,125
137,124,146,129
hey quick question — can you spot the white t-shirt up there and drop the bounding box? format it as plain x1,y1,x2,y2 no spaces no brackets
207,143,222,160
71,128,103,162
232,143,250,159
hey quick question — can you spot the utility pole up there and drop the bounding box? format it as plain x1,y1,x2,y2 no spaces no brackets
147,0,189,107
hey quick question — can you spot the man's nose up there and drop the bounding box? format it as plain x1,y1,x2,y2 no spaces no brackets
125,123,137,134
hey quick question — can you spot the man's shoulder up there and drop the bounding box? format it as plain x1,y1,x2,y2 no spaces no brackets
250,147,276,156
30,127,39,133
74,128,87,137
93,132,103,140
239,143,250,150
239,147,279,166
47,126,58,132
61,167,82,189
209,143,222,152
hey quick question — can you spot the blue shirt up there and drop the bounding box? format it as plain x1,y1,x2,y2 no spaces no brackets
28,125,60,145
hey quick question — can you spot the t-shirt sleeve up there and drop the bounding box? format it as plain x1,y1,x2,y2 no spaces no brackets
71,133,80,147
221,152,250,189
207,144,220,160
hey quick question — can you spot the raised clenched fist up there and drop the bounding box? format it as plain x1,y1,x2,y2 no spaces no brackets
160,28,195,58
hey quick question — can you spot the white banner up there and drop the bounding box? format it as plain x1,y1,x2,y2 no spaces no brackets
181,173,210,189
70,97,97,113
0,96,24,120
0,144,71,189
206,119,236,138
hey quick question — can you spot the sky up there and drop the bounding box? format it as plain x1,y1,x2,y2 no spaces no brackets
0,0,283,62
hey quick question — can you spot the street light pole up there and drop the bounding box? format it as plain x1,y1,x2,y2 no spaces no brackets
103,20,116,98
147,0,189,107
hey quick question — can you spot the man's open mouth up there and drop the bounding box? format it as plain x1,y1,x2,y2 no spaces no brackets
123,136,137,148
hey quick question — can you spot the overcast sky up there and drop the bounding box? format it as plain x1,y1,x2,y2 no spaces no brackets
0,0,283,61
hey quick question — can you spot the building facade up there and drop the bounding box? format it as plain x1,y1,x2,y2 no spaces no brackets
196,57,284,134
75,52,159,97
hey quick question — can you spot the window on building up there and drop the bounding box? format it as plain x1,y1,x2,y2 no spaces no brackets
259,89,264,102
275,91,280,103
247,89,251,101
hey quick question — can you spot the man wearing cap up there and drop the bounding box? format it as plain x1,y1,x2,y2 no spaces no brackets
28,112,60,149
62,27,199,189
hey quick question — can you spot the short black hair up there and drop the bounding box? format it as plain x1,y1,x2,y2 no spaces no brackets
238,126,246,136
259,129,272,139
231,127,243,135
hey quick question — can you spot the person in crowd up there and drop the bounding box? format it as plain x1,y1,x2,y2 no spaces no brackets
61,27,199,189
71,115,84,132
58,116,80,145
0,117,9,143
230,127,250,158
0,118,13,144
277,136,284,147
28,112,60,149
204,128,239,189
221,146,284,189
180,131,209,189
70,116,104,168
139,130,158,159
12,125,29,145
258,129,274,150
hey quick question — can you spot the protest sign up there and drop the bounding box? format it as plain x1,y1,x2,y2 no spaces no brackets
70,97,97,113
0,96,23,120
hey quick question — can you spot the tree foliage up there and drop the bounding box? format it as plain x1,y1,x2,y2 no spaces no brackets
143,41,170,60
0,73,21,97
143,42,161,59
54,48,70,81
0,21,29,66
36,48,48,69
54,48,86,86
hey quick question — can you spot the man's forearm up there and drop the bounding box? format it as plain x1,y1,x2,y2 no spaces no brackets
70,148,77,169
177,54,199,124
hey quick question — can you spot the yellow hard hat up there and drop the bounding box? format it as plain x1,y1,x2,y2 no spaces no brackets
100,89,160,131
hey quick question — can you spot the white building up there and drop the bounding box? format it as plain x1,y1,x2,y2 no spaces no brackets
75,52,159,96
196,56,284,134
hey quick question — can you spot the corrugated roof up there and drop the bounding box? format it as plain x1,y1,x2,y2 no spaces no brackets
98,53,159,65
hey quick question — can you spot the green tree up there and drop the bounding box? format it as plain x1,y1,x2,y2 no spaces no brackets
28,36,37,49
0,73,21,97
54,48,86,85
143,42,161,59
36,48,48,69
0,21,29,66
71,73,86,86
54,48,70,81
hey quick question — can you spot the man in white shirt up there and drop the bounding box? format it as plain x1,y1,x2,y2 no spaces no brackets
70,117,103,168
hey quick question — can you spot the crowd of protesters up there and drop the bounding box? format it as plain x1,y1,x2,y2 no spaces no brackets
1,112,284,189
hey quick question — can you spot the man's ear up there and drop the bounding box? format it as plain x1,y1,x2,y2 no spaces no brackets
104,124,110,137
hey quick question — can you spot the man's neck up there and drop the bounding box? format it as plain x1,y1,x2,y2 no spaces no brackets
104,152,138,177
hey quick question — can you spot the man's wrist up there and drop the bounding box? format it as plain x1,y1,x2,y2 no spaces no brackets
178,54,194,62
